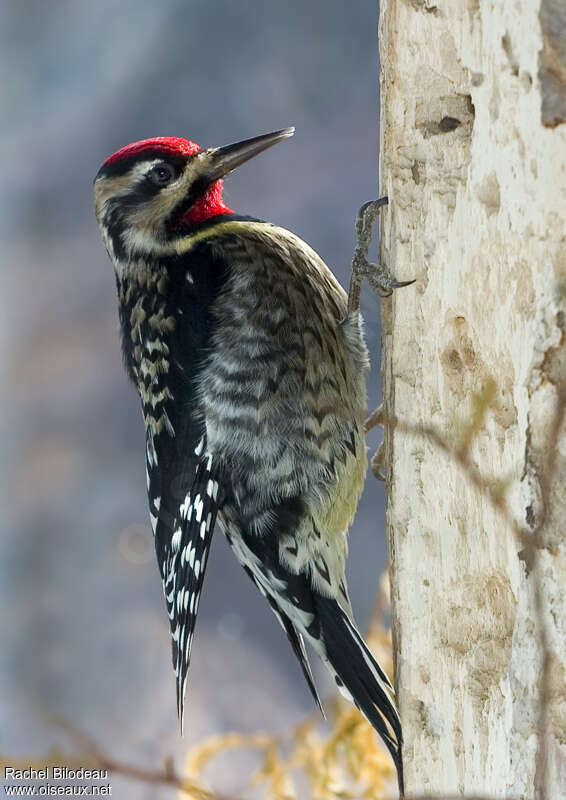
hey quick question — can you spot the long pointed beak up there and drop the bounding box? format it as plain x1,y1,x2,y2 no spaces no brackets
204,127,295,182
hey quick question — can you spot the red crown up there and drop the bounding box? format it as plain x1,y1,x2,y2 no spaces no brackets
103,137,202,166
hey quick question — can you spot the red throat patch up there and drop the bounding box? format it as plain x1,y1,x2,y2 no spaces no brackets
181,180,233,225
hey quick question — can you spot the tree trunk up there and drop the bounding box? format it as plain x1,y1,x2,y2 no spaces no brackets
378,1,566,796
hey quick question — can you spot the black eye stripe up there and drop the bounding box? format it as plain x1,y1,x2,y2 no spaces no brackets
95,151,188,181
121,176,167,205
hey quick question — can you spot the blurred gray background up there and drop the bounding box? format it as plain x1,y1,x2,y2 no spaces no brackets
1,1,386,796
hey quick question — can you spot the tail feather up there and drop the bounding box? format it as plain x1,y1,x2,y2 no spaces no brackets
314,593,404,795
239,559,326,717
279,612,326,718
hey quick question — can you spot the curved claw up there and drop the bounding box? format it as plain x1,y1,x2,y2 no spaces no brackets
359,197,389,215
367,271,416,297
356,197,389,237
394,278,416,286
381,278,417,296
349,196,414,310
390,278,416,289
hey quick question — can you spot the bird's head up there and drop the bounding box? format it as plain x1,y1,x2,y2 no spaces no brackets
94,128,294,260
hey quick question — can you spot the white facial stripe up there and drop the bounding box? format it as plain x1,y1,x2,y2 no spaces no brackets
128,159,163,182
95,149,220,261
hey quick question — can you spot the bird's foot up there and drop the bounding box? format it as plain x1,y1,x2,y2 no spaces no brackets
348,198,415,312
371,444,387,482
365,405,386,481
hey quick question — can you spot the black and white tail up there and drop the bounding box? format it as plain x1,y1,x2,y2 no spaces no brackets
222,524,403,793
314,593,404,795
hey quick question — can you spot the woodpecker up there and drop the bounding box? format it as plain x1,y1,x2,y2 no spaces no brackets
94,128,407,792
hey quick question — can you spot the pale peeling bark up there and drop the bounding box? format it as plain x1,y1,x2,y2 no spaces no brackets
378,1,566,796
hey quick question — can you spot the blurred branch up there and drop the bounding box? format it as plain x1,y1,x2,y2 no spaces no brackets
2,716,240,800
369,380,566,799
528,385,566,800
366,386,528,550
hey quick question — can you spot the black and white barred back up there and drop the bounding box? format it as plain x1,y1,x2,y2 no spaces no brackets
118,216,402,783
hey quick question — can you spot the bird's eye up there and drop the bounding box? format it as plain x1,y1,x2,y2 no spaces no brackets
147,163,176,186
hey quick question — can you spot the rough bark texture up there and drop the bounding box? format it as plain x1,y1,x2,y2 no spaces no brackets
378,1,566,796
